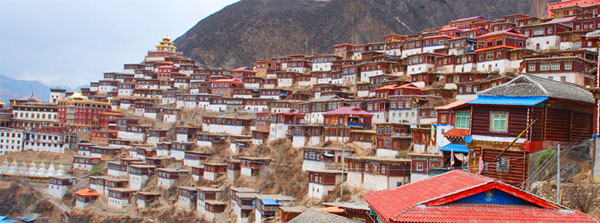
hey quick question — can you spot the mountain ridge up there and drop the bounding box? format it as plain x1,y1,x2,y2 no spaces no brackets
0,74,51,104
174,0,553,69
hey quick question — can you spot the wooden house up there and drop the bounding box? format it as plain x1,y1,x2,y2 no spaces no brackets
231,187,257,223
107,188,137,209
128,164,156,190
323,107,373,143
137,191,161,209
345,156,411,191
463,75,594,186
240,157,271,177
177,186,197,210
203,163,227,181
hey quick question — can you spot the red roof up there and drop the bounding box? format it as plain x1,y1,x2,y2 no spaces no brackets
395,203,598,223
323,107,373,116
474,45,522,52
443,128,471,138
158,65,178,69
278,109,306,116
75,188,100,197
475,29,528,40
365,170,599,223
232,66,254,72
422,34,454,40
213,78,243,83
374,84,422,91
434,100,469,110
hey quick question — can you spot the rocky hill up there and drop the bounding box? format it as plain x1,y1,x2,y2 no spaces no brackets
175,0,553,68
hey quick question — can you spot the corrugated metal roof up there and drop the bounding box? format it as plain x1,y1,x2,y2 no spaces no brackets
467,95,547,106
439,144,470,153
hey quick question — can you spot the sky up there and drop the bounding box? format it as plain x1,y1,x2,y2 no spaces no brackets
0,0,239,89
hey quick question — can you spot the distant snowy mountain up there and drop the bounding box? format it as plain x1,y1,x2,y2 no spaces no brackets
0,74,51,104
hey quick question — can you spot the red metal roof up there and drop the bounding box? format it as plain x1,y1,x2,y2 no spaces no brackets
434,100,469,110
443,128,471,138
323,107,373,116
75,188,99,197
475,29,528,40
213,78,243,83
395,203,598,223
232,66,254,72
422,35,455,40
277,109,306,116
374,84,422,91
365,170,599,223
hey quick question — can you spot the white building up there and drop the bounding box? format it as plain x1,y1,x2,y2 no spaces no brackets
0,128,23,155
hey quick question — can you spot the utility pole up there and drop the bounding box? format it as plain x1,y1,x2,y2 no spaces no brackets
341,144,345,198
557,144,561,205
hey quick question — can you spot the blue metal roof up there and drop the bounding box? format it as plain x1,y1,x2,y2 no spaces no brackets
467,96,547,106
439,144,470,153
261,199,280,206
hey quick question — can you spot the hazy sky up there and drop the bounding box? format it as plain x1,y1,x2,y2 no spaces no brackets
0,0,239,88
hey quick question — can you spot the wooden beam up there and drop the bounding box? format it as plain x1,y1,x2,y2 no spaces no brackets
493,119,537,162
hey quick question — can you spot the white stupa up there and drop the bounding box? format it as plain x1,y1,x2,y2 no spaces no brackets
27,160,37,177
35,161,46,177
46,161,56,177
18,161,29,176
55,163,66,176
7,159,18,175
0,157,8,174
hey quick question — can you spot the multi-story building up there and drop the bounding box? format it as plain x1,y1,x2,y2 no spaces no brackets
57,93,117,131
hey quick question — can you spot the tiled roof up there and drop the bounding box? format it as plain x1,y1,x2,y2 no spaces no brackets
434,100,469,110
443,128,471,138
479,74,594,103
475,29,527,39
365,170,599,223
374,83,422,91
324,107,373,116
74,188,99,197
289,209,356,223
396,203,599,223
365,170,492,222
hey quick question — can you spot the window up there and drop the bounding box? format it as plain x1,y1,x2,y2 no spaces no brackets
540,64,550,71
564,62,572,70
416,163,423,171
528,64,536,72
550,63,560,71
496,156,510,173
441,114,447,123
384,140,392,147
455,111,471,129
533,28,544,35
490,112,508,132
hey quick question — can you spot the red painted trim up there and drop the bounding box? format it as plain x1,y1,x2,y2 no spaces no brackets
424,182,561,209
425,182,495,206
